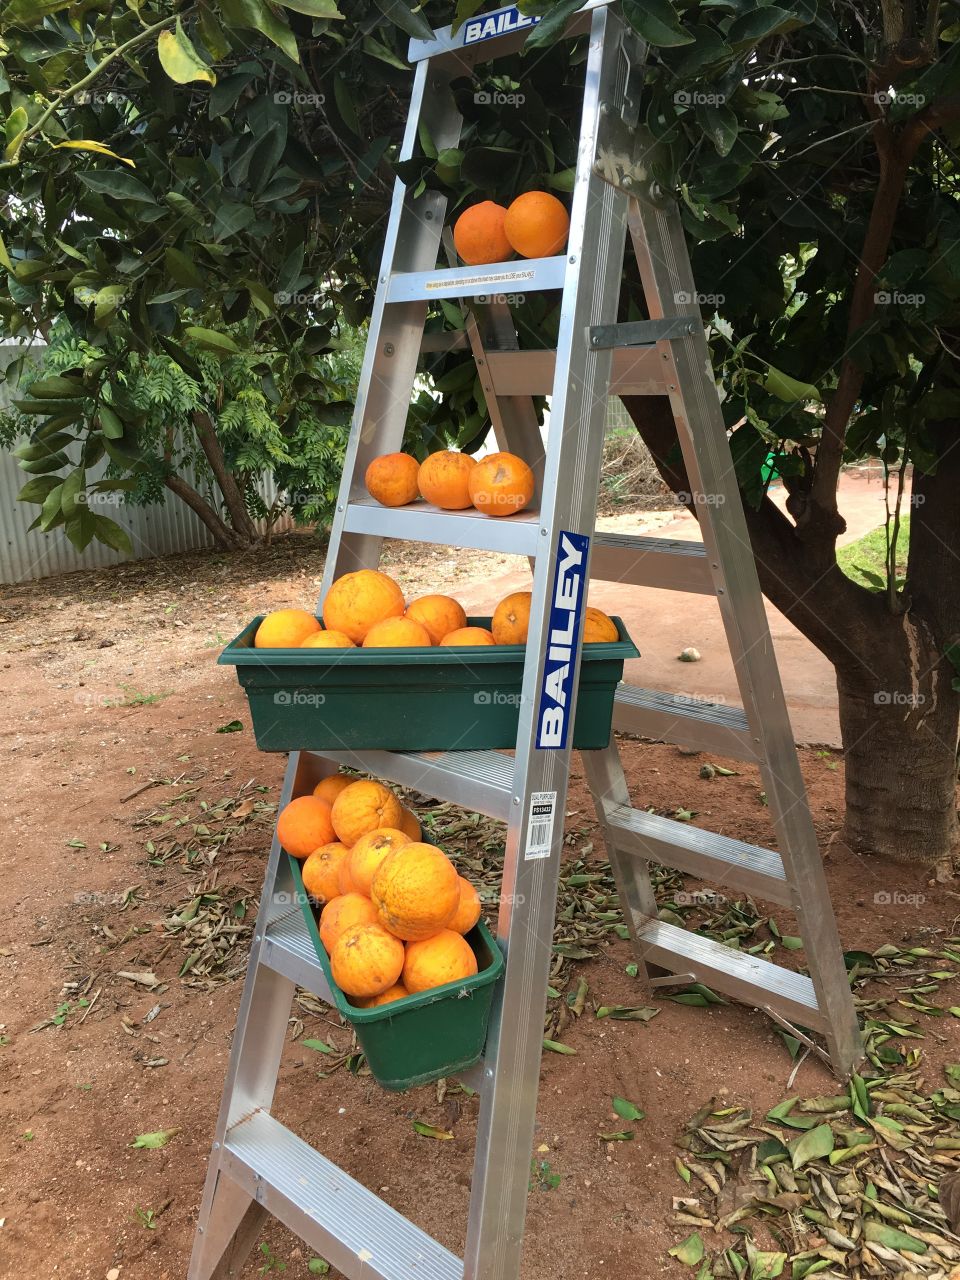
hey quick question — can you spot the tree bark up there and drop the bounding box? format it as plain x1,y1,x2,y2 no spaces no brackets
163,473,254,550
191,410,260,543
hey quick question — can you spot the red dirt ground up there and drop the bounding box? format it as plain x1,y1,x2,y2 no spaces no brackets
1,534,957,1280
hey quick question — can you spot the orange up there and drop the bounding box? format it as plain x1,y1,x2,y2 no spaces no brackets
365,453,420,508
352,982,409,1008
582,606,618,643
277,795,335,859
403,930,478,994
491,590,531,645
254,608,321,648
313,775,353,805
362,616,433,648
371,841,460,941
453,201,512,266
439,626,496,646
330,922,405,998
404,594,467,645
301,841,350,904
418,451,477,510
300,629,355,648
322,569,405,645
467,452,535,518
398,806,421,841
331,779,403,847
338,857,358,895
504,191,570,259
319,892,378,953
346,827,411,897
448,876,482,935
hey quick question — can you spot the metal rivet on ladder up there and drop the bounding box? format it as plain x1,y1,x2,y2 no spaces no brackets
425,211,434,221
569,256,577,264
380,276,386,284
513,796,520,805
383,343,395,356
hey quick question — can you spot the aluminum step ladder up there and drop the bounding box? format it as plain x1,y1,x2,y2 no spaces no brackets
188,5,862,1278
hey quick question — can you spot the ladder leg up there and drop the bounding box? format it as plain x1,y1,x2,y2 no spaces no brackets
189,1179,267,1280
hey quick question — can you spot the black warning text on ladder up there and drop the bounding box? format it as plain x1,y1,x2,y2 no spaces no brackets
536,530,589,751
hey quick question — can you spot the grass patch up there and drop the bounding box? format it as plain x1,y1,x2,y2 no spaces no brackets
837,517,910,590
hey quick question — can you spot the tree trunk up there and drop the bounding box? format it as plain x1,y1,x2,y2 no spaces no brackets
163,473,256,550
191,410,260,543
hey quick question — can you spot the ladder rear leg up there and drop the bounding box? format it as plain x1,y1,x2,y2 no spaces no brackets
189,1177,266,1280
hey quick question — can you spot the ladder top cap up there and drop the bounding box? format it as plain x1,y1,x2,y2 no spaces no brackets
408,0,614,62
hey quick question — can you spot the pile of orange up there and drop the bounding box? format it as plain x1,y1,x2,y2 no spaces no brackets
453,191,570,265
277,775,483,1004
365,449,535,520
254,570,619,650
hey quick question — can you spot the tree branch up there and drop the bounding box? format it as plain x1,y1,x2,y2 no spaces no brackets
191,410,259,541
164,473,248,550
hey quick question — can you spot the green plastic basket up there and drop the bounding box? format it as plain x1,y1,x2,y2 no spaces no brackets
220,615,639,752
288,855,504,1091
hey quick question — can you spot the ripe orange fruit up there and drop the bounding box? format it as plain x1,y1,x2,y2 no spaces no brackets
504,191,570,259
467,452,535,518
338,857,358,895
330,922,405,998
300,629,356,648
319,892,379,953
439,626,496,646
255,608,321,648
346,828,411,897
301,841,350,904
448,876,482,935
453,201,512,265
314,775,353,805
331,779,403,847
398,806,421,841
582,606,618,643
362,616,433,648
322,569,405,645
404,595,467,645
352,982,409,1009
365,453,420,508
277,795,335,859
418,451,477,510
403,930,479,993
491,590,531,645
371,842,460,941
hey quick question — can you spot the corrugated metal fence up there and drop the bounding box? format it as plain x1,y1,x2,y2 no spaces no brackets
0,341,285,585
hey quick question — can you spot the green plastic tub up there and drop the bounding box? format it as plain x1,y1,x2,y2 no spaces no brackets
219,615,639,752
288,855,504,1091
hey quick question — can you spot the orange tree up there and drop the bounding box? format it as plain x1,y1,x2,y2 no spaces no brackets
1,0,958,867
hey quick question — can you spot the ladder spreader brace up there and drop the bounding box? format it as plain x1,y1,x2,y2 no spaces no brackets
188,5,862,1278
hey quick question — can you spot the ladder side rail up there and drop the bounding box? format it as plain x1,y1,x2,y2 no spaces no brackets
626,198,862,1073
320,60,462,595
463,11,640,1278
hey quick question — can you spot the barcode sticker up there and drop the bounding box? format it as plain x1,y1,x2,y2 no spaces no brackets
524,791,557,861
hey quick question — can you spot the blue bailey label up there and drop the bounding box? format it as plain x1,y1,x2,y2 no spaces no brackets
462,5,540,46
536,530,590,750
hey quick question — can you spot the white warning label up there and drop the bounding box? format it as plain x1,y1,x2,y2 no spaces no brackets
524,791,557,861
426,268,536,292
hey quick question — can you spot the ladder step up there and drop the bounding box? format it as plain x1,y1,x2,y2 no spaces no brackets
344,497,540,556
637,919,823,1029
485,347,669,397
386,256,566,303
310,749,514,822
592,532,714,594
261,909,334,1000
604,803,791,905
222,1110,463,1280
613,686,761,763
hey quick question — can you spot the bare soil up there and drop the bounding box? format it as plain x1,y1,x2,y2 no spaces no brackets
1,531,958,1280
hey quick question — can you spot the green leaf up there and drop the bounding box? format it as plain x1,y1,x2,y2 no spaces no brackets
301,1037,334,1053
28,375,85,399
216,719,244,734
373,0,434,40
18,474,60,504
542,1038,576,1054
862,1221,928,1255
412,1121,454,1140
218,0,300,61
3,105,28,162
523,0,581,49
612,1096,645,1121
700,102,739,156
94,285,128,328
275,0,343,13
764,364,821,404
93,515,133,554
308,1262,330,1276
158,19,216,86
789,1123,834,1169
98,406,125,440
53,139,136,167
131,1127,181,1149
79,170,157,204
622,0,694,47
749,1251,786,1279
595,1005,659,1021
727,6,803,47
183,326,240,355
669,1232,705,1266
165,247,205,289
